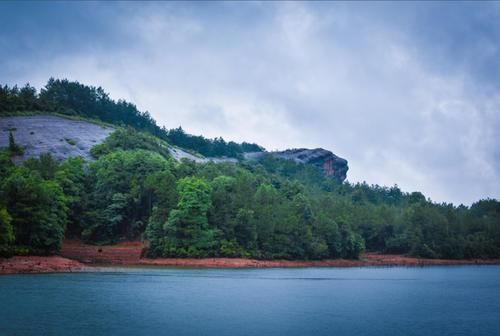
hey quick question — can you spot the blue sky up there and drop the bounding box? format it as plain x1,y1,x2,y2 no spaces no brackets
1,1,499,205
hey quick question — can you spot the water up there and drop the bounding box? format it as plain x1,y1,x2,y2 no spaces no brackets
1,266,499,336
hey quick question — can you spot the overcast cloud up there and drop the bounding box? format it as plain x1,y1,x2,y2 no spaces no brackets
1,1,499,205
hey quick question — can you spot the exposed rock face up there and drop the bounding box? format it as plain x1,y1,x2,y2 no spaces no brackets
0,115,238,164
0,115,113,162
246,148,348,182
0,116,348,182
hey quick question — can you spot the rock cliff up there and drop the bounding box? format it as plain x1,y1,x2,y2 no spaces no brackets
246,148,348,182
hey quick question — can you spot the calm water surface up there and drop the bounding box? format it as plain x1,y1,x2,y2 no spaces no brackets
1,266,499,336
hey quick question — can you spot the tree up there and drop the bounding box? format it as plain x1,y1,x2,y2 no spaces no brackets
0,207,14,246
8,131,23,155
340,230,365,259
163,177,214,257
145,170,178,257
55,157,87,236
82,150,170,242
2,167,67,253
209,176,238,240
234,208,257,250
313,214,341,258
18,84,38,110
24,153,58,180
274,193,315,259
252,184,280,255
0,150,14,180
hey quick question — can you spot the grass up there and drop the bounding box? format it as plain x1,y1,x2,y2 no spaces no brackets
65,138,77,146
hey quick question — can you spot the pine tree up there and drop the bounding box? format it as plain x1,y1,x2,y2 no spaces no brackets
8,131,23,155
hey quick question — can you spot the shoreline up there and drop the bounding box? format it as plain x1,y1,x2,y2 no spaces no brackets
2,253,500,275
136,254,500,268
1,241,499,274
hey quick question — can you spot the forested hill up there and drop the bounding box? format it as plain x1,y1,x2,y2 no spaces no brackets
0,79,264,158
0,79,499,261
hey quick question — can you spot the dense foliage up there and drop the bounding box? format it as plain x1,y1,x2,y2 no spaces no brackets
166,127,263,158
1,154,68,255
90,127,171,159
0,138,499,259
0,79,264,158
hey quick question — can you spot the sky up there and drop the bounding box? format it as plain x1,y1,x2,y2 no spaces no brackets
1,1,499,205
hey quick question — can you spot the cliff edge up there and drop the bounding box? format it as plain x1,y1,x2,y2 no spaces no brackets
246,148,348,182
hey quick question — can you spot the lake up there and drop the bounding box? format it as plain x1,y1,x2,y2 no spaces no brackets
1,266,499,336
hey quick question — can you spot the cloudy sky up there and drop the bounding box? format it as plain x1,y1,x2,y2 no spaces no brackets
1,1,499,205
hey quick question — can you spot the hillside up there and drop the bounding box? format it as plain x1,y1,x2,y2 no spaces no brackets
0,79,499,262
0,115,234,165
1,114,349,182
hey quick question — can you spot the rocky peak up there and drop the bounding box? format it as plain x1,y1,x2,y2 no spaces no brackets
245,148,348,182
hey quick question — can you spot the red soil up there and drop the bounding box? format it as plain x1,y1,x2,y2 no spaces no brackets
60,240,500,268
60,240,143,265
0,256,85,275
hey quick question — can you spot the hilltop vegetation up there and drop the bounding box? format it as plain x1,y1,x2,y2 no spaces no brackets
0,79,264,158
1,79,499,260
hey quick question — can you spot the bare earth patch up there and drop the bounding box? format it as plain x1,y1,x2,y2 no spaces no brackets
0,256,85,275
61,240,500,269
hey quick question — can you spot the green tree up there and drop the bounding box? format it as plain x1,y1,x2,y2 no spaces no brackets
252,184,280,255
0,150,14,180
55,157,87,236
0,207,14,246
234,208,257,251
82,150,169,242
2,167,67,253
209,176,238,240
144,170,178,257
8,131,23,155
163,177,214,257
24,153,58,180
